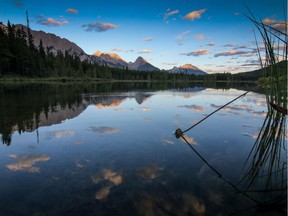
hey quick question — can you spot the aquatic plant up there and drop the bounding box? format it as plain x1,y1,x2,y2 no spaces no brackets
240,6,287,203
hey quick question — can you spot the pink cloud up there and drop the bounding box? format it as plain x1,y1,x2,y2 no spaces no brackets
37,15,68,26
181,49,210,56
138,49,152,54
66,8,79,14
143,37,153,41
164,9,180,21
183,9,207,21
214,50,250,57
193,34,206,40
262,18,288,33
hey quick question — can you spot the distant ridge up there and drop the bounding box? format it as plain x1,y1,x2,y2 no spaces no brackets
10,23,205,73
169,64,207,76
233,60,287,80
15,24,90,61
129,57,160,71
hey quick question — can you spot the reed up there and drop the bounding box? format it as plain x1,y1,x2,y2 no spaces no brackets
241,7,287,200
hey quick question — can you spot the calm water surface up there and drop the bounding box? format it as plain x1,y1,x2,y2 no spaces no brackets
0,83,286,216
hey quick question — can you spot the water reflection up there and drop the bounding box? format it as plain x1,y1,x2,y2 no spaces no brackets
0,83,157,145
7,154,50,173
0,82,285,216
138,164,164,181
89,126,119,134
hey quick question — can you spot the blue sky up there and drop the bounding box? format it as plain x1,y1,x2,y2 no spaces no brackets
0,0,286,73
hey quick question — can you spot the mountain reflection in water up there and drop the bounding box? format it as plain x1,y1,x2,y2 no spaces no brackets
0,82,286,216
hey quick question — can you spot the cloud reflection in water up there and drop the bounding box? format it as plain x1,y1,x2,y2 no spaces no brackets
134,192,206,216
7,154,50,173
89,126,119,134
178,105,206,112
91,168,123,200
138,164,164,181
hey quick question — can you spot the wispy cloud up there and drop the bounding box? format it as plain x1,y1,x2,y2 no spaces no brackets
66,8,79,14
138,49,152,54
181,49,210,56
262,18,288,33
143,37,153,41
214,50,250,57
164,9,179,22
206,42,215,46
112,48,124,52
183,9,207,21
193,34,206,40
162,62,178,66
36,15,68,26
176,30,191,40
223,43,236,47
82,22,117,32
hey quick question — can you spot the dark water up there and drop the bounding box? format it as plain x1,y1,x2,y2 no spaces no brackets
0,82,286,216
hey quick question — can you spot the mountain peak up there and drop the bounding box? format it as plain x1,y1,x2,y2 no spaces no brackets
169,63,207,75
129,56,159,71
93,51,125,62
179,64,201,71
135,56,148,63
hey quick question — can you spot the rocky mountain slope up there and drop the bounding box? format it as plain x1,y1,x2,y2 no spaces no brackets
15,24,90,61
11,24,204,74
129,57,160,71
169,64,207,75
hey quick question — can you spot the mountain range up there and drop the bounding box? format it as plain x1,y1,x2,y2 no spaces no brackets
12,24,206,74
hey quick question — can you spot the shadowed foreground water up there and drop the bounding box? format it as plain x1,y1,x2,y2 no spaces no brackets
0,83,286,216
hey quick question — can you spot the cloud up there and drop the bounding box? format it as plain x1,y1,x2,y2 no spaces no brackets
112,48,124,52
206,42,215,46
223,43,236,47
214,50,249,57
164,9,179,21
138,49,152,53
144,37,153,41
181,49,210,56
262,18,288,33
162,62,178,66
193,34,206,40
66,8,79,14
82,22,117,32
176,30,191,40
262,18,277,25
36,15,68,26
183,9,207,21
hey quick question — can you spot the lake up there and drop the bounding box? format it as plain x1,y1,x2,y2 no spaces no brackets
0,82,286,216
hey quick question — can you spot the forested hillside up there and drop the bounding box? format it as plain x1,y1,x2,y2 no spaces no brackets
0,20,201,81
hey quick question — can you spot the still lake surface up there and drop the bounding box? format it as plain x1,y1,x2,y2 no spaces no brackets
0,82,286,216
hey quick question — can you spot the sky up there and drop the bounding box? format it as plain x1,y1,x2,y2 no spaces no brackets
0,0,286,73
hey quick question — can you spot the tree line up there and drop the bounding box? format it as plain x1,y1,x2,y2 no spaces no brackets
0,20,206,81
1,19,277,82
